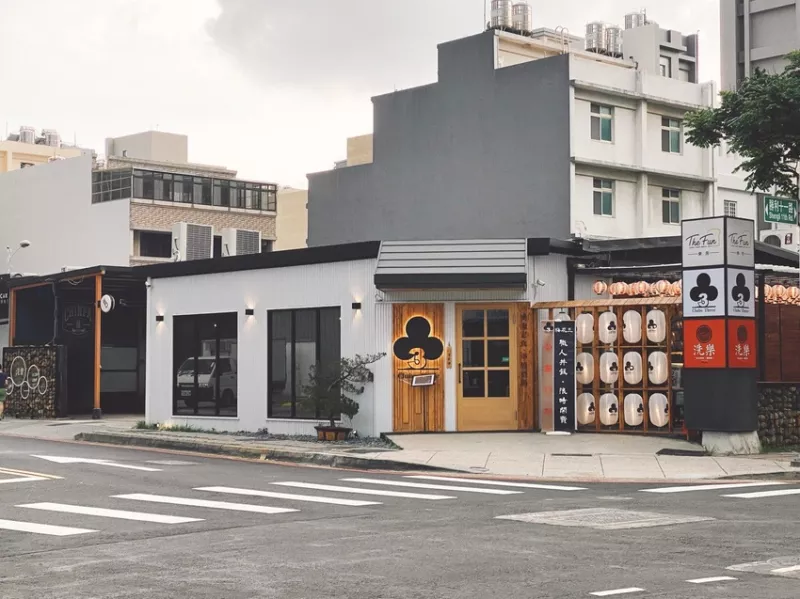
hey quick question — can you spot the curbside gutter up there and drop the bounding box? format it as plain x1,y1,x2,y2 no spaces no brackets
73,431,454,473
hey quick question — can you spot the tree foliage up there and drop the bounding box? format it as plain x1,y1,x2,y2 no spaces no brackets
301,353,386,427
686,51,800,198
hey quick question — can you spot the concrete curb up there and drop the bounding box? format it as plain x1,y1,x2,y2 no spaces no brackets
792,460,800,469
73,432,455,473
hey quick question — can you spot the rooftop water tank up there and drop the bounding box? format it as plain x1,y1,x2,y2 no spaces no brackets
490,0,513,29
606,25,623,56
18,126,36,145
624,11,648,30
512,2,532,33
585,21,607,53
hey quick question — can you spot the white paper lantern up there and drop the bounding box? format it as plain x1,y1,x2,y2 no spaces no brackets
598,311,618,345
576,352,595,386
577,393,596,425
600,352,619,384
648,351,669,385
624,393,644,427
599,393,619,426
622,310,642,343
623,351,643,385
645,309,667,343
576,313,595,345
649,393,669,428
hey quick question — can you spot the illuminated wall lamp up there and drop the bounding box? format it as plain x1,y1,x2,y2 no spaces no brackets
155,315,165,322
352,302,362,311
245,308,255,316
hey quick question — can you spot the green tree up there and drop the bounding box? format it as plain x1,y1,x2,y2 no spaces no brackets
686,51,800,198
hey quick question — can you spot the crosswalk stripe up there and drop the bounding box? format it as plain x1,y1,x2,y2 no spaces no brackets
341,478,523,495
590,588,644,596
0,518,95,536
772,565,800,574
195,486,382,507
0,476,45,485
113,494,298,514
640,482,785,494
406,475,585,491
723,488,800,499
18,502,203,524
272,481,454,500
686,576,737,584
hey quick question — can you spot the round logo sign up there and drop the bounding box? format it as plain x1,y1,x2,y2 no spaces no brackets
100,294,115,314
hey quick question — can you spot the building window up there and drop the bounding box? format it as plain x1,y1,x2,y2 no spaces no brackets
138,231,172,258
661,118,682,153
659,56,671,77
173,313,238,417
662,188,681,224
92,169,133,203
678,65,691,82
724,200,737,217
268,307,341,419
593,178,614,216
590,104,614,142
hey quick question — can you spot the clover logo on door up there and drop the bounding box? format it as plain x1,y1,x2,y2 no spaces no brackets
393,317,444,370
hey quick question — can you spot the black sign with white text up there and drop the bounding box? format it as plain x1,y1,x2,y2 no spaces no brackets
553,321,576,432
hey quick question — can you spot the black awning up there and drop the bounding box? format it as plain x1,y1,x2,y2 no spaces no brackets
374,272,527,290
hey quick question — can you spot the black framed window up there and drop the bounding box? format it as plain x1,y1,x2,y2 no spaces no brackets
268,307,341,419
173,312,238,417
92,169,133,203
139,231,172,258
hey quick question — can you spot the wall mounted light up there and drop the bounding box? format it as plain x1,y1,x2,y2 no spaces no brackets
352,302,362,311
155,315,165,322
245,308,255,316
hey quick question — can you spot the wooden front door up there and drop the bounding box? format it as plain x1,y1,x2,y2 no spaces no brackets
456,305,518,431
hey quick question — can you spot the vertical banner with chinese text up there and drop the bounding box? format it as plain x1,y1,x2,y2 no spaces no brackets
553,321,576,432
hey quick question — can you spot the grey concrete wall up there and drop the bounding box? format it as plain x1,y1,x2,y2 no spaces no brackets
307,31,571,246
105,131,189,164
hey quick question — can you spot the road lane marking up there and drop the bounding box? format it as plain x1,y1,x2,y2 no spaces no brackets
273,481,454,500
640,482,784,494
0,518,95,536
341,478,523,495
406,475,585,491
32,455,162,472
0,477,48,485
772,565,800,574
113,494,298,514
0,467,62,480
723,488,800,499
590,588,645,596
18,503,203,524
195,486,382,507
686,576,737,584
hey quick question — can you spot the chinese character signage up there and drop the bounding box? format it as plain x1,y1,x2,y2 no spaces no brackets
725,217,755,268
684,320,726,368
764,196,799,225
552,321,576,432
727,319,756,369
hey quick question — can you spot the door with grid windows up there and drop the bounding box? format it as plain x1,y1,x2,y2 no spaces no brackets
456,305,518,431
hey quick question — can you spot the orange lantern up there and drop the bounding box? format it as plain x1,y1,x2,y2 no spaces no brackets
764,284,773,301
654,280,670,296
773,284,787,302
609,282,625,296
670,280,682,296
788,287,800,301
633,281,649,296
593,281,608,296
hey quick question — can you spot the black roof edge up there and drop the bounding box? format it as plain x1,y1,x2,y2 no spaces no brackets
7,265,144,289
375,272,527,290
144,241,382,280
527,238,584,256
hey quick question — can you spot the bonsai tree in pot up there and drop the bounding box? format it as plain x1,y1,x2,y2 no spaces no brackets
301,353,385,441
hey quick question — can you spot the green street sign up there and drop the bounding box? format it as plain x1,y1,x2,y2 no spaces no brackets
764,196,799,225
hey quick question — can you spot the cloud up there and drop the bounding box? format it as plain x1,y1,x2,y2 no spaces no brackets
206,0,483,94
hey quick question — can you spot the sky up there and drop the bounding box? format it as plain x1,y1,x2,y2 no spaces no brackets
0,0,720,188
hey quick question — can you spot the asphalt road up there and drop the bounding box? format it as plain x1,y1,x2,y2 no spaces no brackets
0,435,798,598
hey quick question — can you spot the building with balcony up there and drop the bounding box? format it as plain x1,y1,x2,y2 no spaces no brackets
0,131,278,276
307,27,755,247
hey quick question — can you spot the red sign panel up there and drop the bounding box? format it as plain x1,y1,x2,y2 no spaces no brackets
727,319,757,369
684,319,727,369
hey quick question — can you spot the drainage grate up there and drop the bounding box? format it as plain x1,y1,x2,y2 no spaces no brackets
656,449,706,457
496,508,714,530
550,453,593,457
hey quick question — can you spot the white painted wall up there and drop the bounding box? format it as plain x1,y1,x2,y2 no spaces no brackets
0,155,131,275
643,112,707,178
574,173,637,239
146,254,571,436
572,96,637,166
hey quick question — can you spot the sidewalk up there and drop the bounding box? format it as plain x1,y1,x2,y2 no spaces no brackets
1,417,798,482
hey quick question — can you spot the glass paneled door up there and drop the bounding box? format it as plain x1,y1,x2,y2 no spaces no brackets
456,305,518,431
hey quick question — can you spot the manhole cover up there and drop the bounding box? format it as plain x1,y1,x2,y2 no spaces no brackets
496,508,714,530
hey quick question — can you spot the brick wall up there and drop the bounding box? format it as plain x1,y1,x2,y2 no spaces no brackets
129,202,276,239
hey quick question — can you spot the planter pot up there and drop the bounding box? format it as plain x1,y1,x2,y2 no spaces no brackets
314,426,352,441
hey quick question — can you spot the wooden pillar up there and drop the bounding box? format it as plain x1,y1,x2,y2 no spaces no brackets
93,274,102,419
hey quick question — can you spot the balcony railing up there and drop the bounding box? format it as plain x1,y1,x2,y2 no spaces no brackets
92,168,277,212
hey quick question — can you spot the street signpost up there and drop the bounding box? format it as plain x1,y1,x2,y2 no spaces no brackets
763,196,798,225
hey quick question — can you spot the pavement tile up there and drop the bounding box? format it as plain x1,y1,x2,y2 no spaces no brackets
542,455,603,478
656,455,727,479
599,455,666,480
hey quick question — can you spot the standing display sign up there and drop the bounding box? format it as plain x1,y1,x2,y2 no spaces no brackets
682,217,758,432
552,321,576,432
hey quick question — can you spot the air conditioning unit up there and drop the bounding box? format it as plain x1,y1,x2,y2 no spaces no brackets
171,222,214,262
220,228,261,257
760,229,795,249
